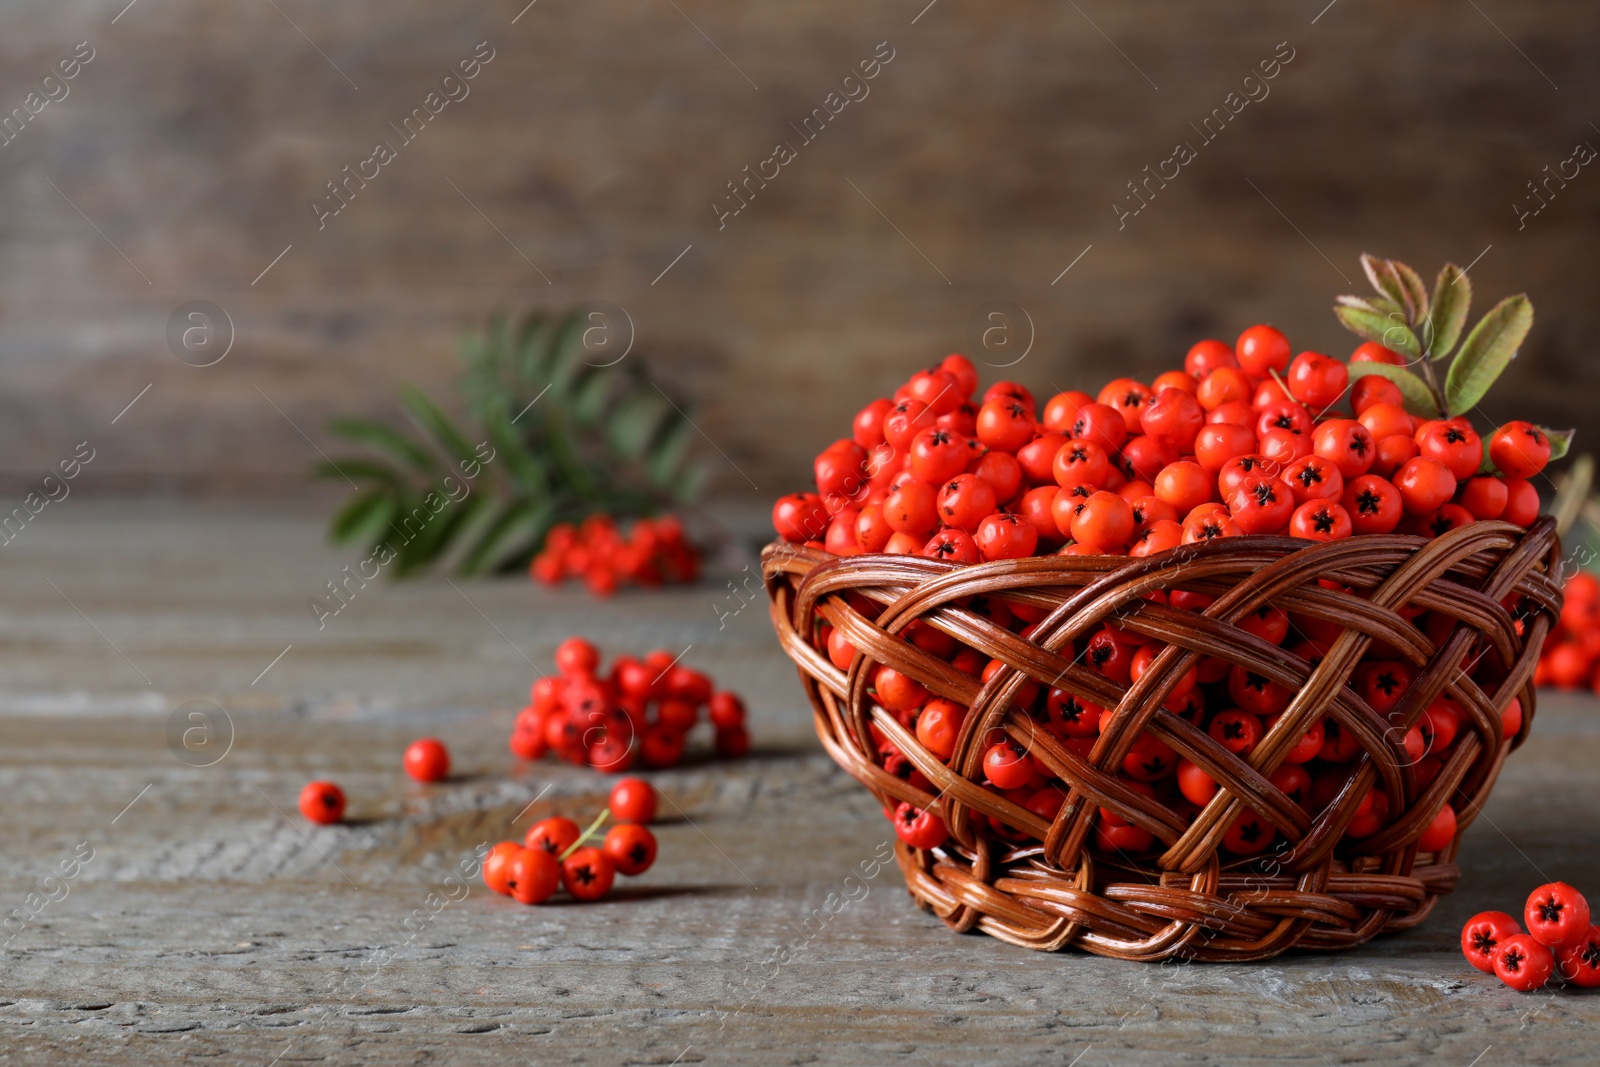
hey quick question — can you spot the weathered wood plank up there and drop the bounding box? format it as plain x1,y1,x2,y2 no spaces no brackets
1,505,1598,1063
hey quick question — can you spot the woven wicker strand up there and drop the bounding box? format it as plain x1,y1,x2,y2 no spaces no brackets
763,517,1562,961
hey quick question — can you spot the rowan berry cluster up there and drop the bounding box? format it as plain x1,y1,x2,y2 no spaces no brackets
1535,571,1600,691
775,336,1550,564
774,337,1548,861
529,514,699,597
1462,882,1600,991
483,778,661,905
510,637,750,772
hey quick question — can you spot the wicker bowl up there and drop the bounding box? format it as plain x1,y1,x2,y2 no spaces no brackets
763,518,1563,961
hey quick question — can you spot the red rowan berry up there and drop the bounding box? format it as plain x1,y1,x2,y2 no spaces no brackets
1461,911,1522,973
1341,474,1404,534
1494,933,1555,991
1236,324,1291,379
508,847,561,905
1394,456,1457,515
1556,926,1600,988
1186,338,1238,377
298,781,345,825
603,823,658,876
561,846,617,902
403,738,450,782
893,801,948,850
975,397,1036,452
1490,420,1551,479
1526,882,1592,948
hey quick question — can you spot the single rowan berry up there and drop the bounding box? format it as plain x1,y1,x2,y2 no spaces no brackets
1041,390,1094,432
916,698,969,760
975,397,1036,453
508,847,561,905
1236,324,1291,379
1286,351,1348,409
906,428,969,485
1351,341,1405,365
1281,454,1344,504
1053,439,1111,489
939,353,980,397
298,781,346,825
1457,475,1508,521
609,777,658,824
603,823,658,876
1227,474,1295,535
1187,338,1238,376
1312,419,1376,480
1070,491,1135,551
923,527,982,563
773,492,831,543
1394,456,1457,515
1494,933,1555,992
1370,434,1420,478
1141,388,1205,448
1270,763,1312,807
1461,910,1523,973
893,801,948,850
1501,478,1540,526
974,511,1038,561
1222,810,1276,855
1098,378,1152,434
1417,803,1456,852
853,397,895,449
1351,373,1404,413
1341,474,1404,534
1070,402,1129,453
1526,882,1592,948
561,846,617,902
1194,423,1258,474
974,450,1023,504
1228,665,1292,716
526,816,582,856
936,473,999,532
1016,433,1070,485
1556,926,1600,988
1490,420,1551,479
1415,420,1482,481
403,738,451,783
1208,708,1264,756
1290,500,1353,541
1153,460,1213,516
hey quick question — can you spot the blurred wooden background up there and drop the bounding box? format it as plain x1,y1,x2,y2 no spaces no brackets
0,0,1595,499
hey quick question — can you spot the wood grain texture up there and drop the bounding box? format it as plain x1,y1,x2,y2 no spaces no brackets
1,504,1598,1064
0,1,1596,501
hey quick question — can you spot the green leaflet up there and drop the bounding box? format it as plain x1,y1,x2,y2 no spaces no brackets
1424,263,1471,360
1334,304,1422,361
1444,295,1533,416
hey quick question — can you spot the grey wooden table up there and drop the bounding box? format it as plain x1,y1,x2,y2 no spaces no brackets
2,503,1597,1066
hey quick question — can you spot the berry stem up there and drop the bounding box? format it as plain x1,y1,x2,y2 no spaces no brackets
560,807,612,860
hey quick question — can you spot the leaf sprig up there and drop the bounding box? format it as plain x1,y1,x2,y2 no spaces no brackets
318,309,708,577
1335,253,1569,473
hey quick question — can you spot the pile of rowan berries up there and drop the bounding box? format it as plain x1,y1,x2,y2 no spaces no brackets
1462,882,1600,991
529,514,699,597
483,778,660,905
510,637,750,772
775,336,1551,562
1535,571,1600,691
771,336,1550,860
